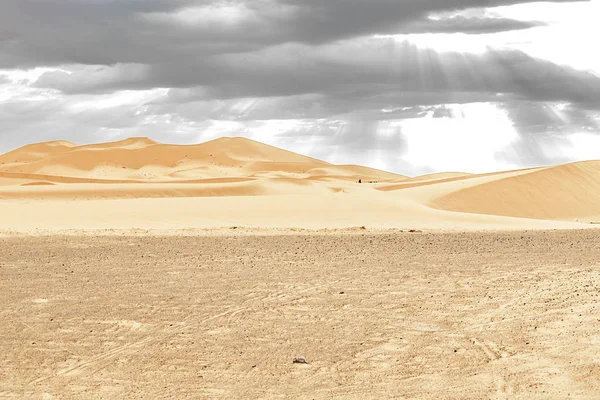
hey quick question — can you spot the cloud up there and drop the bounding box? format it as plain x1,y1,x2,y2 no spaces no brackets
502,101,599,135
401,16,545,34
34,64,151,94
0,0,588,68
34,38,600,117
7,0,599,115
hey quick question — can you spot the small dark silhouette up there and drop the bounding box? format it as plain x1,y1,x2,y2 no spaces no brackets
358,179,362,183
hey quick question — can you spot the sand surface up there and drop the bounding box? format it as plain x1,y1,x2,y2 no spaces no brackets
2,137,600,398
0,136,599,232
2,231,600,399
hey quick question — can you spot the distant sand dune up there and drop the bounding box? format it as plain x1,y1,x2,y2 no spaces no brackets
0,137,338,181
0,136,599,231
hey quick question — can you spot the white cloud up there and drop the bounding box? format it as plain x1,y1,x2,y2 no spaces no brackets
0,70,62,102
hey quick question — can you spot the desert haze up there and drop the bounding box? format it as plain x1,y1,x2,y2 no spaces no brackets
2,137,600,399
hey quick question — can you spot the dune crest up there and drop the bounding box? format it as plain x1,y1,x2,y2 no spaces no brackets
79,137,159,150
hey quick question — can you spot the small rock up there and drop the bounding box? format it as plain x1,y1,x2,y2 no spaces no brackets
293,356,309,364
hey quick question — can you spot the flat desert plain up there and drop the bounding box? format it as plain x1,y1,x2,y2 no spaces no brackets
3,231,600,399
1,137,600,399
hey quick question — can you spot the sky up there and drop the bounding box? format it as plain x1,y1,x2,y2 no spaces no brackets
0,0,599,176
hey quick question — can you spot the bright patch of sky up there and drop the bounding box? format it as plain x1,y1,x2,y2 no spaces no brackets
142,1,297,28
566,133,600,161
401,103,520,173
491,1,600,74
67,89,169,112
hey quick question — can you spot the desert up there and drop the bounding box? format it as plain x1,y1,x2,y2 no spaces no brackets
1,137,600,399
0,136,599,233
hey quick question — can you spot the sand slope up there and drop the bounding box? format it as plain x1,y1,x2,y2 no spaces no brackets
0,136,599,231
430,161,600,220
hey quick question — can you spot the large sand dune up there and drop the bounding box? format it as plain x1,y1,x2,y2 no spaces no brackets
0,136,599,232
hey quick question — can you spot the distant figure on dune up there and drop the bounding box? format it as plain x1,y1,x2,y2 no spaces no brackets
358,179,361,183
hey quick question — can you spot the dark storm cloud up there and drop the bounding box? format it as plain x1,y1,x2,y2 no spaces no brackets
0,0,587,68
36,39,599,117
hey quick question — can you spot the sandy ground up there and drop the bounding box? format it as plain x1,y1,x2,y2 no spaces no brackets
2,230,600,399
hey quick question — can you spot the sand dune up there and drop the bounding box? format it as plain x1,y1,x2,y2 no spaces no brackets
0,136,402,185
0,137,341,181
431,161,600,220
0,136,599,232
